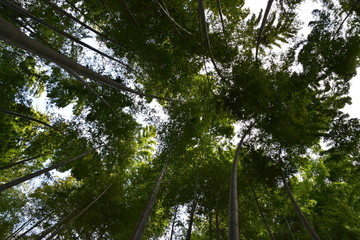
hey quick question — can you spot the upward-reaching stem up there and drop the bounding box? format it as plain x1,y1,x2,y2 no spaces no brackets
131,157,169,240
0,16,173,101
228,124,253,240
38,0,133,53
45,184,113,240
0,108,54,129
0,154,45,171
281,174,321,240
0,150,93,193
255,0,274,61
0,0,135,72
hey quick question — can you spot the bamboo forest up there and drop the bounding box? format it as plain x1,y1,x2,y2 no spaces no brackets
0,0,359,239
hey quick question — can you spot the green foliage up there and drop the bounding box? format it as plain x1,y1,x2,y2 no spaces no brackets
0,0,359,239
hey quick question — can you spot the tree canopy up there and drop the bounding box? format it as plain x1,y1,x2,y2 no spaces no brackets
0,0,359,239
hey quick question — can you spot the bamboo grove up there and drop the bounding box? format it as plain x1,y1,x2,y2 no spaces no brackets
0,0,359,239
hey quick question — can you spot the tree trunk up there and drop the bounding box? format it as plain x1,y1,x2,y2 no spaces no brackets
131,158,169,240
249,182,275,240
170,205,178,240
38,0,132,53
0,16,171,101
5,217,34,240
185,198,198,240
197,0,226,83
255,0,274,61
281,176,321,240
1,0,134,71
0,150,92,193
36,211,74,240
228,123,253,240
152,0,193,35
0,108,54,129
216,200,220,240
44,184,112,239
209,210,213,240
15,214,52,240
63,67,112,108
0,154,45,171
284,216,295,240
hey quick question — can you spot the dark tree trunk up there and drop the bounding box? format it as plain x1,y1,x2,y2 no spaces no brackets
249,182,275,240
131,158,169,240
0,16,171,101
209,210,213,240
0,108,54,129
0,150,92,193
5,217,33,240
216,200,220,240
255,0,274,60
170,205,178,240
38,0,132,53
0,154,45,171
15,214,52,240
284,216,295,240
0,0,133,71
186,198,198,240
36,211,74,240
45,184,112,239
282,175,321,240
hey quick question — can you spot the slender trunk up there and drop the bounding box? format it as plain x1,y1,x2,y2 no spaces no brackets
121,0,143,32
281,176,321,240
64,67,112,108
38,0,132,53
0,154,45,171
209,210,212,240
5,217,33,240
131,158,169,240
0,0,133,71
152,0,193,35
216,200,220,240
216,0,228,47
0,108,54,129
284,216,295,240
255,0,274,61
228,124,253,240
36,211,74,240
45,184,112,240
0,150,92,193
249,182,275,240
15,214,51,240
197,0,227,84
185,198,198,240
0,16,172,101
333,0,360,37
169,205,178,240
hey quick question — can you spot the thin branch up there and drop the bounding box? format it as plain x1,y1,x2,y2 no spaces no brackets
255,0,274,61
0,154,45,171
333,0,360,37
121,0,143,32
249,181,276,240
152,0,193,35
0,108,54,129
45,184,113,240
63,67,112,108
197,0,229,85
38,0,133,53
0,16,174,101
0,0,135,72
0,150,93,193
